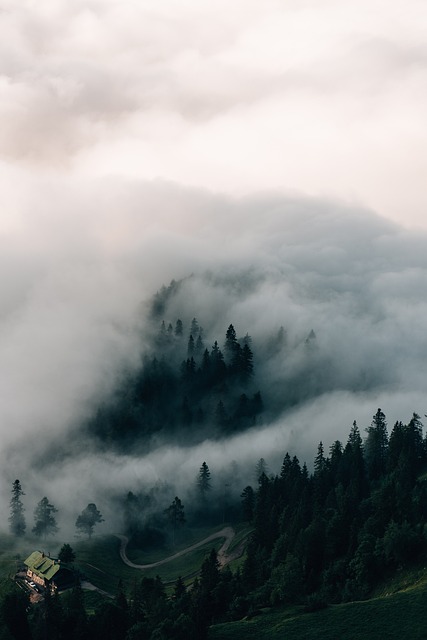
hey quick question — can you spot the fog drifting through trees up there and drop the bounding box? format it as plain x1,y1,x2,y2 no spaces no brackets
1,186,427,536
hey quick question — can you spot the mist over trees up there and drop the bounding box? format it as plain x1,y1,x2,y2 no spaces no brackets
32,497,59,539
2,197,427,531
75,503,104,539
87,315,263,449
116,408,427,636
164,497,185,546
6,407,427,640
3,266,427,638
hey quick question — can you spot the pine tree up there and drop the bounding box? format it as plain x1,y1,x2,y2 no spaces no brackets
195,334,204,356
313,441,329,506
365,408,388,480
32,497,58,538
198,462,211,499
224,324,238,364
9,479,26,537
255,458,268,484
58,543,76,564
190,318,200,337
202,348,210,372
187,335,195,358
175,319,183,337
407,412,424,472
210,341,226,382
240,343,254,381
173,576,186,601
387,421,405,473
280,452,292,481
314,441,326,475
164,497,185,546
344,420,366,495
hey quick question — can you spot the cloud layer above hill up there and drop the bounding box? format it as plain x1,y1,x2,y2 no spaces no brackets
1,1,427,532
1,181,427,531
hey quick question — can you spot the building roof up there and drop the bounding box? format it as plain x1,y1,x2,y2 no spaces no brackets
24,551,61,582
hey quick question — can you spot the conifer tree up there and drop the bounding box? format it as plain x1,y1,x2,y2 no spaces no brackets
224,324,240,368
187,334,195,357
407,412,424,471
175,319,183,337
255,458,268,483
240,343,254,380
164,497,186,546
33,496,58,538
198,462,211,499
58,543,76,564
190,318,200,337
365,408,388,480
9,479,26,537
314,441,326,475
195,334,204,356
210,341,226,382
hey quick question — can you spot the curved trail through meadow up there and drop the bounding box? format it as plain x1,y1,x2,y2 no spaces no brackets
116,526,238,570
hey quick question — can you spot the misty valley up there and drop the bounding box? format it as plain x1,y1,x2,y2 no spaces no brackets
2,281,427,640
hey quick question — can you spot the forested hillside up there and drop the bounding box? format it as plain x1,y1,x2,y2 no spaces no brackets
85,278,329,451
2,408,427,640
101,409,427,638
88,311,264,448
3,287,427,640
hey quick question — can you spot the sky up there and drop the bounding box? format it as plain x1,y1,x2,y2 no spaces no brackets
1,0,427,534
1,0,427,228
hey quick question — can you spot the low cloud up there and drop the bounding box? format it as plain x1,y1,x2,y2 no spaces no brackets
1,179,427,534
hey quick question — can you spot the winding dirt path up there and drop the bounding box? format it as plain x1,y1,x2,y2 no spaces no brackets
115,526,236,570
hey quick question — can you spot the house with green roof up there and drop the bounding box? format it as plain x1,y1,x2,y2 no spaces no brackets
24,551,74,592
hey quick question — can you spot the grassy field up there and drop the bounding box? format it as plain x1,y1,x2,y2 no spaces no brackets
209,574,427,640
125,523,228,564
73,527,228,594
0,533,36,580
0,523,239,600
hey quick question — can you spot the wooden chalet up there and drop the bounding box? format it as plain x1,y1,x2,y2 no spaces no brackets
24,551,74,592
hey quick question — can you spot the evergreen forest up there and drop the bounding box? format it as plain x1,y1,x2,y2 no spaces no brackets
88,311,263,448
2,296,427,640
2,406,427,639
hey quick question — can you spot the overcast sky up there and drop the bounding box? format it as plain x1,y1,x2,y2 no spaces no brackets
1,1,427,528
1,0,427,228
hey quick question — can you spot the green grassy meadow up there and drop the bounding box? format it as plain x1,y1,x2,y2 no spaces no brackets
73,527,227,594
125,523,227,564
209,575,427,640
0,524,233,599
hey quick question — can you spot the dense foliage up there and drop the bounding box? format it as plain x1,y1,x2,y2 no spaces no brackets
3,409,427,640
241,410,427,609
88,318,263,447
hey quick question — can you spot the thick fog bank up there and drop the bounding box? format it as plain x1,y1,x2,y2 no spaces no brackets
1,181,427,534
